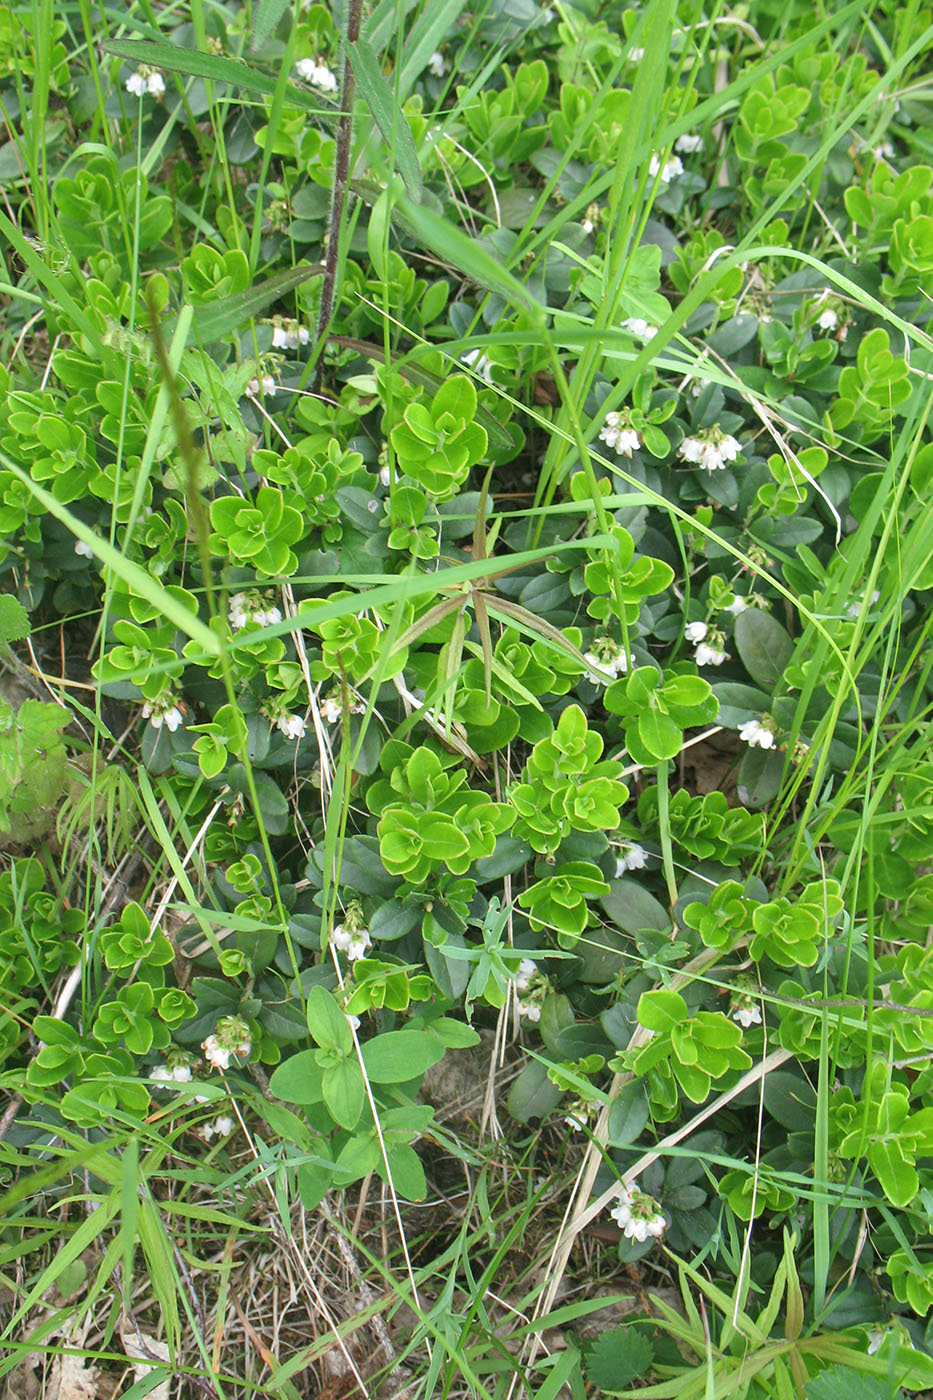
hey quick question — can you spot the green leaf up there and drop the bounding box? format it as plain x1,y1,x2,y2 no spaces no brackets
361,1031,446,1083
585,1326,654,1392
733,609,794,689
251,0,291,51
381,1141,428,1199
507,1059,562,1123
601,880,673,938
638,989,687,1033
183,264,326,344
347,39,423,202
867,1139,918,1208
607,1082,650,1147
104,37,322,109
323,1059,365,1130
268,1050,325,1106
805,1366,893,1400
391,185,546,323
306,986,353,1054
0,595,29,645
636,707,683,761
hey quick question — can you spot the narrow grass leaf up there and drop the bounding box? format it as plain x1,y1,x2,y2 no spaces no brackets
0,455,221,654
396,0,470,97
103,38,321,110
346,38,423,201
176,263,326,343
391,186,547,322
251,0,291,52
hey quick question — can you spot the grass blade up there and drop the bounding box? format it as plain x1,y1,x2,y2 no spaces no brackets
346,37,423,200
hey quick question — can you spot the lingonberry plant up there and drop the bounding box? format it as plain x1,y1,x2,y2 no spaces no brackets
1,0,933,1395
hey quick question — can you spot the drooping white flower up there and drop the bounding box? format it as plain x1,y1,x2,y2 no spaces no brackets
146,71,166,97
724,595,748,615
648,153,684,184
684,620,708,644
142,700,184,732
817,308,838,332
212,1115,235,1136
679,428,742,472
277,712,306,741
584,639,628,684
514,958,538,993
247,375,277,398
228,592,251,631
564,1098,600,1132
427,51,450,77
74,538,95,558
866,1327,885,1356
272,326,290,349
675,133,703,154
620,316,657,342
616,842,648,876
201,1036,231,1072
845,589,880,618
331,923,372,961
320,696,343,724
255,605,282,627
599,411,641,457
731,1002,762,1029
461,348,494,383
150,1063,193,1085
126,70,147,97
296,57,338,92
739,718,776,749
609,1186,667,1243
202,1019,251,1072
517,998,542,1022
695,641,728,667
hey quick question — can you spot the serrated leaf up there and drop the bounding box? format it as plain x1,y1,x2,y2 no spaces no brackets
0,595,29,645
585,1325,654,1393
805,1366,892,1400
347,39,423,201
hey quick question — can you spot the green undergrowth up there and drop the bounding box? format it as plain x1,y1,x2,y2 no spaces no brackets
1,0,933,1394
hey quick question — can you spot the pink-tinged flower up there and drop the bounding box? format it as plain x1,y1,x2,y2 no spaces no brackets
331,922,372,962
599,410,641,457
277,713,306,741
609,1186,667,1242
615,842,648,875
739,718,776,749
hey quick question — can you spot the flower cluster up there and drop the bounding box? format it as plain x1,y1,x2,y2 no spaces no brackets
461,348,493,383
228,591,283,632
247,374,277,399
583,636,629,684
142,696,185,732
331,904,371,962
564,1097,601,1132
616,841,648,875
271,320,311,351
675,132,703,153
739,716,776,750
609,1186,667,1243
150,1062,193,1085
295,57,339,93
684,621,728,667
648,153,684,184
199,1114,235,1141
620,316,657,342
679,426,742,472
598,410,641,457
202,1017,252,1072
126,67,166,99
513,957,546,1022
